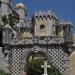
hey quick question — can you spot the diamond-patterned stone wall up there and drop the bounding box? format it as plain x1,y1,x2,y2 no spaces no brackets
8,45,70,75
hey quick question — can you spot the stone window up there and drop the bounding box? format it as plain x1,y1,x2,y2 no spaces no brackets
40,25,45,30
56,26,61,36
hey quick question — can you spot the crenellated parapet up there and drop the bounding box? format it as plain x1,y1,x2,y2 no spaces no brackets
0,1,73,47
1,9,73,46
54,20,73,43
34,10,58,21
32,10,59,37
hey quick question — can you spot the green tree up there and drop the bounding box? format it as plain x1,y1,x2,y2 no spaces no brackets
25,59,63,75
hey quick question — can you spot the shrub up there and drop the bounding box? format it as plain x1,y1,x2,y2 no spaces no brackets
24,59,63,75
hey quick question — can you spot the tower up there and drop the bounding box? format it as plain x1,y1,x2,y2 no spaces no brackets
32,10,59,37
63,21,73,43
1,0,12,16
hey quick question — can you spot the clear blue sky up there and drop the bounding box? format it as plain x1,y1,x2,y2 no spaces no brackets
12,0,75,32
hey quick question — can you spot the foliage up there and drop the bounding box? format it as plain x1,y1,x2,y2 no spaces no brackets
0,70,11,75
25,59,63,75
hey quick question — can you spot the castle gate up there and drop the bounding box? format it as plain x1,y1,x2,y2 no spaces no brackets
5,44,70,75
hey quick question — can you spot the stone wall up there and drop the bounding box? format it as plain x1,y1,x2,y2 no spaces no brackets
69,51,75,75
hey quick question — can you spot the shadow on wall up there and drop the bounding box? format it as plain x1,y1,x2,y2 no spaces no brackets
0,29,2,47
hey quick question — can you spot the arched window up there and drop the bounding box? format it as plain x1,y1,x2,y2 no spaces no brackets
40,25,45,30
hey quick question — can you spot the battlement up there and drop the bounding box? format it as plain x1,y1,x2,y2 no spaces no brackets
64,21,73,27
34,10,58,20
59,20,73,26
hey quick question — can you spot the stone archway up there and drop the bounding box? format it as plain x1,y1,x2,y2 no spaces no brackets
9,45,70,75
20,46,52,75
69,51,75,75
21,52,48,75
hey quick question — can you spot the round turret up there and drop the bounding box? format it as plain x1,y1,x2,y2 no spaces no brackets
64,20,73,27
